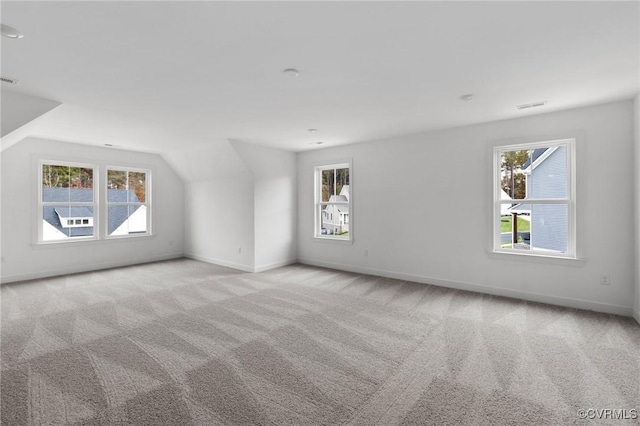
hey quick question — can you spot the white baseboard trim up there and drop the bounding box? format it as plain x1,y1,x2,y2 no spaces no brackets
634,308,640,326
185,253,297,274
298,258,634,318
254,259,297,273
184,253,255,273
1,253,184,284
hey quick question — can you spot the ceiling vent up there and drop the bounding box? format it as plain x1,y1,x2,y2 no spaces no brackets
0,76,19,84
516,101,546,110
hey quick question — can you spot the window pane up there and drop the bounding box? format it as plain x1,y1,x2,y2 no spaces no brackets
69,167,93,190
336,167,349,198
43,205,94,241
500,146,568,200
499,205,568,254
321,168,350,202
107,170,127,202
499,150,530,200
528,146,567,199
42,165,93,202
321,169,334,202
108,205,147,236
499,212,531,249
319,204,349,239
128,171,146,203
530,204,568,253
42,164,70,202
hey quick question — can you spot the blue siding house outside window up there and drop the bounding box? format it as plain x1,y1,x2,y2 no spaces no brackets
529,146,568,253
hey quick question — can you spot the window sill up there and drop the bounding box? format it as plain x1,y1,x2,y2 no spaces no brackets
488,249,586,266
32,234,154,249
313,236,354,244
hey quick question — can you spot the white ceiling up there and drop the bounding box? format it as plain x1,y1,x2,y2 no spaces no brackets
1,1,639,153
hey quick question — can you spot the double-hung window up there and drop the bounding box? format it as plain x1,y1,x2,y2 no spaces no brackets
315,163,351,240
106,168,150,237
39,162,97,242
493,139,576,257
37,162,151,243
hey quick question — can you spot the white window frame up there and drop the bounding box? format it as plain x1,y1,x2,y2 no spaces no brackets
105,166,152,239
493,138,576,258
314,162,352,241
38,160,98,243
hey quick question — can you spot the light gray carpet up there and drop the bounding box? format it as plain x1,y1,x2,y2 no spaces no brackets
1,259,639,425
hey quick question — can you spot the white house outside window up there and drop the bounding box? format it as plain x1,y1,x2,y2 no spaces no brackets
315,163,351,240
494,139,576,258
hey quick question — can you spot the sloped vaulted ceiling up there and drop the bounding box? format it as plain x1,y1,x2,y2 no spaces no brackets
0,1,638,154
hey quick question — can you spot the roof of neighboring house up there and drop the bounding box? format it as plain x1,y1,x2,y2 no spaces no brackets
107,205,142,234
522,148,548,169
44,206,93,237
339,185,349,200
43,186,94,202
55,206,93,218
108,189,138,203
500,189,513,216
43,187,140,237
508,203,531,213
329,194,348,203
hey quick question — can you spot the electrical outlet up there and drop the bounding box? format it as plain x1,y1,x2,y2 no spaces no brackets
363,249,369,257
600,275,611,285
238,247,242,254
0,256,4,263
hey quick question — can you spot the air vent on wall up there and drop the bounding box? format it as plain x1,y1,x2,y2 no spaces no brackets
516,101,546,110
0,76,19,84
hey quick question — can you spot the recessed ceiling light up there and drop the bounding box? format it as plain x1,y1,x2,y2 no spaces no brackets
283,68,300,77
1,24,24,39
307,128,318,133
459,94,474,101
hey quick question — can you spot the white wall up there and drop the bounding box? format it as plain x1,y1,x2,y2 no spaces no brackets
634,95,640,324
165,140,256,272
173,139,297,273
184,178,255,271
231,141,297,272
0,91,61,139
1,137,185,283
1,91,62,153
298,100,636,316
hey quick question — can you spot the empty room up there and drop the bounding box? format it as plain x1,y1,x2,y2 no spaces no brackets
1,1,639,425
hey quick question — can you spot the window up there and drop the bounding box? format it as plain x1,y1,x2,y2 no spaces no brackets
315,163,351,240
37,162,151,243
493,139,575,257
106,168,150,237
39,162,97,242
